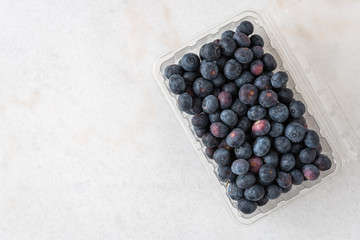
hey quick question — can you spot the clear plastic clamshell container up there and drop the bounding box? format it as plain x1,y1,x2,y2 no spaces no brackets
153,0,360,224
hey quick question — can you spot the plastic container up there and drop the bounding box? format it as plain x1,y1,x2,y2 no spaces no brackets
153,0,359,224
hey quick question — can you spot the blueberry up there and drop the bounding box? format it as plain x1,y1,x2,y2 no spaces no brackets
236,21,254,35
253,136,271,157
291,142,304,154
250,34,264,47
252,119,271,136
291,116,308,128
258,90,278,108
299,148,316,164
233,32,251,47
194,127,207,138
261,71,274,78
199,42,221,61
164,64,184,79
262,53,277,71
224,59,242,80
263,150,279,167
276,171,292,188
177,92,193,112
237,198,257,214
218,166,237,182
304,130,320,148
268,122,284,138
231,159,250,175
231,98,247,117
314,154,332,171
222,82,239,98
278,88,294,104
191,112,208,128
183,71,201,85
251,46,264,59
235,71,255,88
219,37,237,56
169,74,186,94
214,148,231,166
213,88,221,97
237,116,252,132
285,122,306,143
221,30,235,39
180,53,200,72
248,156,263,173
269,103,289,123
234,48,253,64
235,142,252,159
289,100,306,119
226,128,245,148
247,105,266,121
227,183,244,200
236,172,256,189
239,84,259,105
270,71,288,88
218,138,232,150
257,197,269,206
254,76,271,91
281,185,292,193
185,86,196,98
205,147,216,159
200,61,219,80
244,184,265,202
265,185,282,199
280,153,296,172
290,169,304,185
274,136,292,153
250,59,264,76
210,122,229,138
211,73,226,87
302,164,320,180
315,143,323,155
201,133,219,148
193,78,214,97
295,155,304,169
209,110,221,123
202,95,219,114
218,91,233,109
214,55,228,72
220,109,238,127
259,164,277,183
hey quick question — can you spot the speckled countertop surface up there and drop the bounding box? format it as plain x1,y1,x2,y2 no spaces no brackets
0,0,359,239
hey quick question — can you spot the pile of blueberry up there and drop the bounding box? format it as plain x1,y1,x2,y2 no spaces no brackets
163,20,332,215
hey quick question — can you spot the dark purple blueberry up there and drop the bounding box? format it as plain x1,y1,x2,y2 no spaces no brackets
285,122,306,143
259,164,277,183
314,154,332,171
214,55,228,72
236,172,256,189
250,34,264,47
234,48,253,64
219,37,237,56
257,197,269,206
193,78,213,98
205,147,216,159
304,130,320,148
222,82,238,98
213,39,220,45
237,198,257,214
233,32,251,47
269,103,289,123
209,110,221,123
183,71,201,85
231,159,250,175
274,136,292,153
251,46,264,59
194,127,207,138
280,153,296,172
231,99,247,117
291,116,308,128
302,164,320,180
210,122,229,138
276,171,292,188
218,91,233,109
237,116,252,132
265,185,282,199
299,148,316,164
214,148,231,166
234,142,252,159
191,112,208,128
252,119,271,136
220,109,238,127
254,76,271,91
218,138,232,150
199,42,221,61
268,122,284,138
239,84,259,105
270,71,288,88
253,136,271,157
226,128,245,148
201,133,219,148
263,150,279,167
221,30,235,39
289,100,306,119
290,169,304,185
235,71,255,88
180,53,200,72
236,21,254,35
248,156,263,173
200,61,219,80
262,53,277,71
244,184,265,201
247,105,266,121
202,95,219,114
258,90,278,108
211,73,226,87
169,74,186,94
185,86,196,98
224,59,242,80
218,166,237,182
164,64,184,79
227,183,244,200
315,143,323,155
278,88,294,104
250,59,264,76
291,142,304,154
